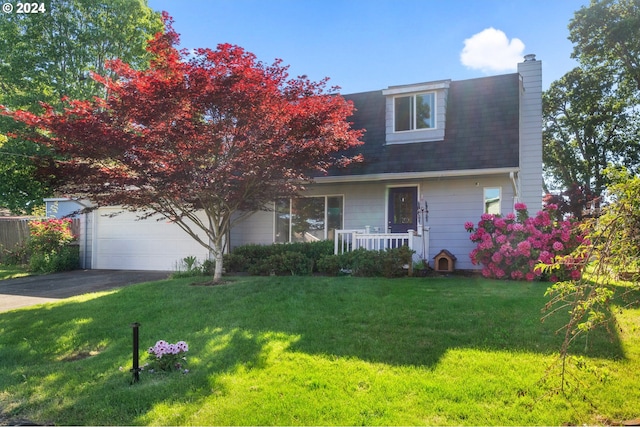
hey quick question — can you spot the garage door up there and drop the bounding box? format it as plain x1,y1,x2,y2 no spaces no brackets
93,208,210,271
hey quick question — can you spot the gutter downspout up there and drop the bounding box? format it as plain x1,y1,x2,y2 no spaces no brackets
510,171,520,206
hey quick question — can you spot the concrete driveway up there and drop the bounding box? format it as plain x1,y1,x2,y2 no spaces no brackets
0,270,169,313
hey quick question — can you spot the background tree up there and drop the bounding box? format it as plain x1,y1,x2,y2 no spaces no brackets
543,66,639,201
2,14,364,281
569,0,640,91
0,133,54,214
0,0,162,213
543,0,640,213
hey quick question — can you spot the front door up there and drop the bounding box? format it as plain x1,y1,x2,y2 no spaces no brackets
388,187,417,233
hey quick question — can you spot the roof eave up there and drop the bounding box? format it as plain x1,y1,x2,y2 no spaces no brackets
313,167,520,184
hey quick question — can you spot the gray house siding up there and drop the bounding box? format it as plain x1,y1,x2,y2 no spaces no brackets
230,210,277,249
230,173,515,270
424,175,515,270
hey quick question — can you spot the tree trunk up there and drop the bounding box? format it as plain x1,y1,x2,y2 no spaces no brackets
213,248,224,282
210,231,225,282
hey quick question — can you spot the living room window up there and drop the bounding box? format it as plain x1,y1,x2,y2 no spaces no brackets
394,92,435,131
275,195,344,243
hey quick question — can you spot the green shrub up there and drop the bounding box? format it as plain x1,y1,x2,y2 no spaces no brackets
201,259,216,275
348,249,380,277
247,262,268,276
171,255,202,278
2,242,29,266
223,253,248,273
317,254,342,276
249,251,313,276
231,244,271,265
317,246,414,278
26,219,79,273
171,256,218,278
381,245,414,278
229,241,334,273
287,240,334,269
227,241,412,277
29,245,79,273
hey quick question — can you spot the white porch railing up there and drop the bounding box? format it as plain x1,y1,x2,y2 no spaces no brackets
334,229,414,254
334,229,365,255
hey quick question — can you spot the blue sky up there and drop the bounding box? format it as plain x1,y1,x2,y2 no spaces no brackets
147,0,589,94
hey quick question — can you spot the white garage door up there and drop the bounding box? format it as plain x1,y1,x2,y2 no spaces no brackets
93,208,210,271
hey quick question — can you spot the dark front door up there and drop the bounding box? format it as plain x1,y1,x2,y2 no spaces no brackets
388,187,417,233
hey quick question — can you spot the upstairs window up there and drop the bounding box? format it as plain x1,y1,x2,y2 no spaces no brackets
394,93,435,132
383,81,448,144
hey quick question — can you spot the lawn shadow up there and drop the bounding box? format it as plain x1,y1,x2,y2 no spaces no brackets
1,274,625,370
0,275,630,425
0,287,269,424
229,276,626,367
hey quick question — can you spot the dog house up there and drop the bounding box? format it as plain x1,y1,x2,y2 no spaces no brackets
434,249,457,273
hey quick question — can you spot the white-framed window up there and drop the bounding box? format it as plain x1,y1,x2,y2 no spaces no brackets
483,187,501,215
383,81,448,144
394,92,435,132
275,195,344,243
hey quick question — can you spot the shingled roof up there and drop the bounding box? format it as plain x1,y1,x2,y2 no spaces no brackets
323,72,520,178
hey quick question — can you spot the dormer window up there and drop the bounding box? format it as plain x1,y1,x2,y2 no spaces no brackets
394,92,435,131
383,80,449,145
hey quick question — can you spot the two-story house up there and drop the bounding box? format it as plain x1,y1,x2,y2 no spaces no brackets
47,55,542,271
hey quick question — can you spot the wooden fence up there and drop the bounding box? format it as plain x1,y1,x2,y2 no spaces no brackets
0,218,31,253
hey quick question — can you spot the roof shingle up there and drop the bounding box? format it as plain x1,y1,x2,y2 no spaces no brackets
324,73,520,178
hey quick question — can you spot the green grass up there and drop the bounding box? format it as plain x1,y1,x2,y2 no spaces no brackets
0,264,30,280
0,275,638,425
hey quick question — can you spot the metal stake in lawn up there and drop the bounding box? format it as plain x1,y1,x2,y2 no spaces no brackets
130,322,141,383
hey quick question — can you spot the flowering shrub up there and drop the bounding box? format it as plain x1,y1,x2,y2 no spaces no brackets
465,203,585,281
27,218,78,273
28,218,76,253
146,340,189,373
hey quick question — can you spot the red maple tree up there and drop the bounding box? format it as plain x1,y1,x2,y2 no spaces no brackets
2,13,363,280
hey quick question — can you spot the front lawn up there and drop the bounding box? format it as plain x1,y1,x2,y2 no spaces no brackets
0,275,637,425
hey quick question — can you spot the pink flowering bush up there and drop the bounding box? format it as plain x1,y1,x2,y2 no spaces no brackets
27,218,79,273
465,203,585,281
145,340,189,373
28,218,76,254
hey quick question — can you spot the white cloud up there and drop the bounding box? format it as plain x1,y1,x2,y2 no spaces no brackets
460,28,525,73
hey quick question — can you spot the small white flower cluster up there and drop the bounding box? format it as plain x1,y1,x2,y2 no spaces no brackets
148,340,189,358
